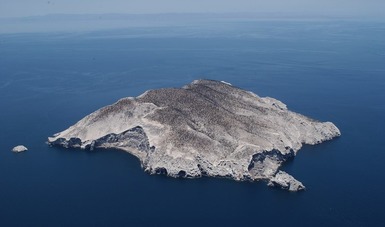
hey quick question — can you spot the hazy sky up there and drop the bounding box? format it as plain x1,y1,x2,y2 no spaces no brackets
1,0,384,18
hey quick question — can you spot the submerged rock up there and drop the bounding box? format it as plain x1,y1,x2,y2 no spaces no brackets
12,145,28,153
48,79,340,191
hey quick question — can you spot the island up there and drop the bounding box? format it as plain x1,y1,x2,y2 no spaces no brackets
48,79,340,191
12,145,28,153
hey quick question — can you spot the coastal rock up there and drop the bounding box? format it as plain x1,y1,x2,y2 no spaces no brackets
268,171,305,191
12,145,28,153
48,79,340,191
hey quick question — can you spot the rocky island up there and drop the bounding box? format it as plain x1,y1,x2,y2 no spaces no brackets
12,145,28,153
48,79,340,191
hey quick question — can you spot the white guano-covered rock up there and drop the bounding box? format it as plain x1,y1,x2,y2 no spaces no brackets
48,79,341,191
12,145,28,153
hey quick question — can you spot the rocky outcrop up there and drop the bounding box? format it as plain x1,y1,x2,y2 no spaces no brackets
268,171,305,191
12,145,28,153
48,79,340,191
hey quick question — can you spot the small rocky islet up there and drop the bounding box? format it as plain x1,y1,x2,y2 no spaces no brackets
12,145,28,153
48,79,340,191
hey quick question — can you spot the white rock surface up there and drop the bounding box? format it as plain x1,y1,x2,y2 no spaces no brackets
12,145,28,153
48,79,341,191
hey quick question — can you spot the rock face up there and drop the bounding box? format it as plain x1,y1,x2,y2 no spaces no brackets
12,145,28,153
48,79,341,191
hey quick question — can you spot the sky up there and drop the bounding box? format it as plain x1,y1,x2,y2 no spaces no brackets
1,0,385,18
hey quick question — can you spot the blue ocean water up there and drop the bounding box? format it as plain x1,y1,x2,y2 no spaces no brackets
0,20,385,226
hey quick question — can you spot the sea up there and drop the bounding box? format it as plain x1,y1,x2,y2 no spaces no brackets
1,19,384,226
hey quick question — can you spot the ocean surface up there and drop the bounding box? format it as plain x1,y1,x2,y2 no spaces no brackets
1,20,385,226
